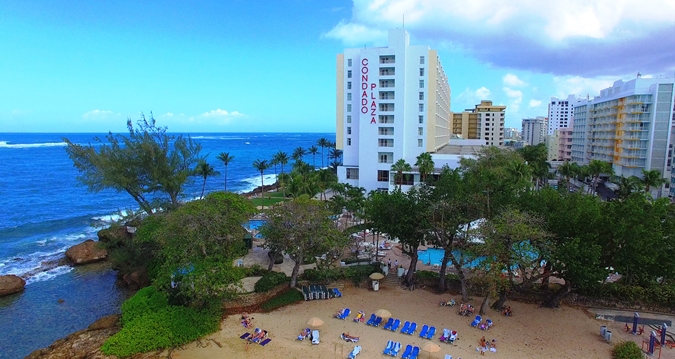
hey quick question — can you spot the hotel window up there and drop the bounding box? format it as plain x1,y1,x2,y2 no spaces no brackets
420,56,425,64
378,139,394,147
347,82,352,89
377,170,389,182
401,174,415,186
419,104,424,112
378,127,394,135
347,70,352,78
378,153,393,163
347,104,352,111
347,115,351,123
418,139,423,147
418,127,423,136
347,93,352,101
346,168,359,179
419,115,424,124
419,92,424,100
419,68,424,76
347,127,352,135
347,59,352,66
419,80,424,88
347,138,352,146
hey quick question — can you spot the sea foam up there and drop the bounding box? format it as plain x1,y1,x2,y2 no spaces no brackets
0,141,68,149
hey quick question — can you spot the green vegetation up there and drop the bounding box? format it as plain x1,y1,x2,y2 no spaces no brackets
254,271,289,293
612,341,644,359
260,290,304,311
302,264,380,286
102,286,222,357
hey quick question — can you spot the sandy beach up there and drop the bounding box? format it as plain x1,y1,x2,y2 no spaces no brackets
170,283,637,359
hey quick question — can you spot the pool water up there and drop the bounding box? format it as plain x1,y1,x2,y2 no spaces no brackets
417,248,485,268
244,220,266,238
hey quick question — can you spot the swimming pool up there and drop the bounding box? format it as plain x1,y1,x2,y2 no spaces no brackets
244,220,266,238
417,248,485,268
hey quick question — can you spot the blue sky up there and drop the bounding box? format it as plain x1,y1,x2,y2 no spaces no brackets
1,0,674,133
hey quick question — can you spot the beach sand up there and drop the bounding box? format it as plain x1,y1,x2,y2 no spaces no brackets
172,284,622,359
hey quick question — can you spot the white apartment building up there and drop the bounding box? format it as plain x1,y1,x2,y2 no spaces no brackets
336,29,452,192
451,101,506,146
504,127,521,140
548,95,576,135
571,76,675,185
522,117,548,146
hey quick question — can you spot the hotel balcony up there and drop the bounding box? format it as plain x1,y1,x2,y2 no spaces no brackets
379,67,395,76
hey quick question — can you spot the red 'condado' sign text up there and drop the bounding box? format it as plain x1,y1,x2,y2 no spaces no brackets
360,58,377,124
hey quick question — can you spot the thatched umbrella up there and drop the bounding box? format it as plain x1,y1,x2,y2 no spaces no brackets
421,342,441,358
307,317,324,327
374,309,392,319
369,272,385,280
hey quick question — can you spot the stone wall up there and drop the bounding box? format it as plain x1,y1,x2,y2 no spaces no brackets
223,284,290,311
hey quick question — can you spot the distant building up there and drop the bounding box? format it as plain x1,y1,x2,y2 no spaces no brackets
504,127,521,140
336,29,452,192
522,117,548,146
546,126,574,161
451,100,506,146
571,76,675,198
548,95,576,135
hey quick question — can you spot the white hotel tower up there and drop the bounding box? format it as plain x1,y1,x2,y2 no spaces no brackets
336,29,451,192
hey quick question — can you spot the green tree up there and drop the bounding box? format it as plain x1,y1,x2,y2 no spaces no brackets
557,161,578,193
272,151,289,198
317,138,330,168
292,146,306,161
253,159,270,209
613,175,642,200
147,192,255,304
367,187,428,285
192,159,220,200
391,159,412,190
64,114,201,214
640,169,668,196
329,148,343,172
587,160,614,195
415,152,435,183
260,196,347,287
216,152,234,192
308,145,319,169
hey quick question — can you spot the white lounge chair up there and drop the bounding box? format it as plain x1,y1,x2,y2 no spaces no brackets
311,330,320,345
348,345,362,358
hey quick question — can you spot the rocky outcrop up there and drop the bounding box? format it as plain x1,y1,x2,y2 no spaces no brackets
66,240,108,265
116,268,150,290
0,275,25,297
25,315,120,359
97,226,132,243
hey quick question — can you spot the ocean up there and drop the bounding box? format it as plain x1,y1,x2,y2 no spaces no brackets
0,132,334,359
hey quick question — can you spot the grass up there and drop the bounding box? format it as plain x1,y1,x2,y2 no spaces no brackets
261,289,304,311
250,196,287,207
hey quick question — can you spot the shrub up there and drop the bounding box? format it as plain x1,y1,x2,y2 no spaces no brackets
612,341,643,359
254,271,289,293
103,287,222,357
261,290,304,311
301,264,380,286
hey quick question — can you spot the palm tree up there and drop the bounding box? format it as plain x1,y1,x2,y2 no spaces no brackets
328,148,343,171
641,169,668,195
308,145,319,169
317,138,330,168
614,175,642,199
193,159,220,199
557,161,576,193
292,146,306,161
253,159,270,209
272,151,289,198
391,158,412,190
270,157,279,185
216,152,234,192
587,160,613,195
415,152,435,183
506,160,532,188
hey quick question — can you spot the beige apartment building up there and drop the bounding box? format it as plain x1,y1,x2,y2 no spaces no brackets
451,100,506,146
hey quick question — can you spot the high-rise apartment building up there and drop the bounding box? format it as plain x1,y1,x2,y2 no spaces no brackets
522,117,548,146
571,77,675,184
546,126,574,161
548,95,576,135
336,29,451,192
451,100,506,146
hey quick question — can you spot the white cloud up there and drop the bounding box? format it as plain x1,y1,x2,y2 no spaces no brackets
82,110,114,120
503,73,526,87
475,86,491,99
455,86,492,108
529,99,542,108
200,109,244,118
503,87,523,113
322,20,388,46
553,75,614,99
163,112,174,117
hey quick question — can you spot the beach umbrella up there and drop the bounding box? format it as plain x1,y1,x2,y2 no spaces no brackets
421,342,441,358
374,309,392,319
307,317,324,327
369,272,385,280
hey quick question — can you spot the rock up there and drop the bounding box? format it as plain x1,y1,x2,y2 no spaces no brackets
97,226,131,243
0,275,25,297
120,268,150,290
87,314,120,331
65,240,108,265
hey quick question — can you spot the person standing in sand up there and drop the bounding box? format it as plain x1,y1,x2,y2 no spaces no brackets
394,259,398,268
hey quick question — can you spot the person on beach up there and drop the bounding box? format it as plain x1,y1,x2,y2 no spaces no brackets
387,258,392,270
394,260,398,268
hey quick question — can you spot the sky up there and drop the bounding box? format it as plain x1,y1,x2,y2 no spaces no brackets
1,0,674,133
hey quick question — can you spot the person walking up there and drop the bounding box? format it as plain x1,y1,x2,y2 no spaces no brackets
387,258,392,270
394,259,398,268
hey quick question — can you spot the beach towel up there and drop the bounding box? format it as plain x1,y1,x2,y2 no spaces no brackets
240,333,251,339
260,338,272,346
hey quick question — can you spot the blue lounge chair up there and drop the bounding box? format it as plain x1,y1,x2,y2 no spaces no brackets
426,326,436,339
400,321,411,334
390,319,401,332
366,314,377,326
439,328,450,342
406,322,417,335
348,345,362,359
383,340,394,355
383,318,394,330
333,288,343,297
373,316,383,327
470,319,480,327
419,325,429,338
486,319,493,328
401,344,413,359
410,346,420,359
340,308,351,319
391,342,402,357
